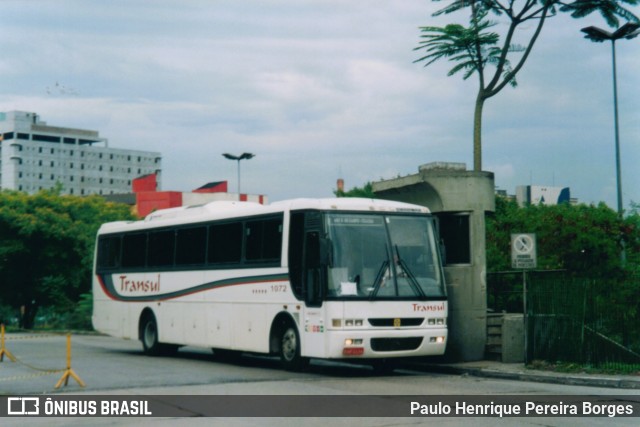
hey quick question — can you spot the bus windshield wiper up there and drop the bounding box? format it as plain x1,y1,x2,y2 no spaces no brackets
369,259,389,300
394,245,426,299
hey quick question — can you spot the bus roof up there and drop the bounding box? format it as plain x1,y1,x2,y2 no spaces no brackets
98,197,431,234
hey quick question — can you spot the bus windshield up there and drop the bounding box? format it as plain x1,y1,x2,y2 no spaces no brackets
325,213,445,300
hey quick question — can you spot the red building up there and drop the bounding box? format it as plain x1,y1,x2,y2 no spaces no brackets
106,174,266,217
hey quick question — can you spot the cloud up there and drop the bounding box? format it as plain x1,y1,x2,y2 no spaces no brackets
1,1,638,207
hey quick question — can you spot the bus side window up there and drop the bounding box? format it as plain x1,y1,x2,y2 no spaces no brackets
97,235,121,270
148,230,175,267
208,222,242,265
245,217,283,263
122,233,147,268
176,226,206,266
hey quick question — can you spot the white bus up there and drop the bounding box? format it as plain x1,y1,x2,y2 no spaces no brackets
92,197,447,371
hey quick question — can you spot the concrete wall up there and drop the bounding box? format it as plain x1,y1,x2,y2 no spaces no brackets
372,163,495,361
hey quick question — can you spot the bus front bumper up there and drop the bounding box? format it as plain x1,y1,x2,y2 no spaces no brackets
323,328,447,359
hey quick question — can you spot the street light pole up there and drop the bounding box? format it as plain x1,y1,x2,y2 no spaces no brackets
581,23,640,217
222,152,255,199
581,22,640,264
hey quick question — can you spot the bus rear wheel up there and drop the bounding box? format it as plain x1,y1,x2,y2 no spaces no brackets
279,323,308,371
141,313,177,356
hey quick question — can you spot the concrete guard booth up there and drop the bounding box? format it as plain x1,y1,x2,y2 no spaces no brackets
372,162,495,362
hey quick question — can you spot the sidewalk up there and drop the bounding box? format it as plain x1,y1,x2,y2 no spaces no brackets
412,360,640,390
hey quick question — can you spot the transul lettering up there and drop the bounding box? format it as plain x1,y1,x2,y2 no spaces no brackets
119,274,160,293
412,303,445,312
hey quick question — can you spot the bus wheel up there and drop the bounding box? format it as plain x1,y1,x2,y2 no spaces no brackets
279,323,308,371
141,314,163,356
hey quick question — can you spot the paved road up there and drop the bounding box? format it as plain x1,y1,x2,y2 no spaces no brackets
1,333,637,426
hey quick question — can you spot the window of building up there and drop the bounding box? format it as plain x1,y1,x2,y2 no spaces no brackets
33,134,60,143
436,212,471,265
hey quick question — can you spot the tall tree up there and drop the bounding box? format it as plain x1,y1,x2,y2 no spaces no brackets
415,0,639,171
0,190,135,328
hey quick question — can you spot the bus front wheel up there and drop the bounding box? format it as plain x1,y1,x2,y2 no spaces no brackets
279,323,308,371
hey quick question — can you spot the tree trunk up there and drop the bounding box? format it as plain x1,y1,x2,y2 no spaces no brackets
473,92,485,171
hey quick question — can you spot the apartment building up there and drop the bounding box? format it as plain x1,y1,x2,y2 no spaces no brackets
0,111,161,195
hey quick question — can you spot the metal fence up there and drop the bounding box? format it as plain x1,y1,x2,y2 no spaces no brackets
487,271,640,368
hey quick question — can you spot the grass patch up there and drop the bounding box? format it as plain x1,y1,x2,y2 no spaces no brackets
528,359,640,376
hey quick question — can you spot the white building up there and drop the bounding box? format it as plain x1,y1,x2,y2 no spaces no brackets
0,111,161,195
516,185,571,207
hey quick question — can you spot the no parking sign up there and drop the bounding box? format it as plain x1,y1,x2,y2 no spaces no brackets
511,233,537,269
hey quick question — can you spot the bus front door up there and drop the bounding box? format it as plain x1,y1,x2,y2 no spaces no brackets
301,230,327,357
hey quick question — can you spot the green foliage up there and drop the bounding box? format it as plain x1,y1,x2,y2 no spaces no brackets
488,199,640,365
68,293,94,330
415,8,520,85
335,182,377,199
0,190,136,329
486,196,638,276
528,359,640,375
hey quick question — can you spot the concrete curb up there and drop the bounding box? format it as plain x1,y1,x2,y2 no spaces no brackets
406,363,640,390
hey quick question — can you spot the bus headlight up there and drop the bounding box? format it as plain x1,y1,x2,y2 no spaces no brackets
429,336,446,344
427,318,446,326
343,338,365,356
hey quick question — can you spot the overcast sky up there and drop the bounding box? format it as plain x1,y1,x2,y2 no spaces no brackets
2,1,638,209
